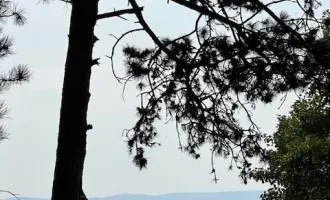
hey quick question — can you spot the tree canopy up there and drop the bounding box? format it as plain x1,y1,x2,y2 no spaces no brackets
250,92,330,200
116,0,330,182
42,0,330,199
248,12,330,199
0,0,30,143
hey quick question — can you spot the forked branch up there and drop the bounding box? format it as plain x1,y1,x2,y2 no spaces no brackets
128,0,180,63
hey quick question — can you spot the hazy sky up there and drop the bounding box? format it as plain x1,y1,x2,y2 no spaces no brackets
0,0,329,198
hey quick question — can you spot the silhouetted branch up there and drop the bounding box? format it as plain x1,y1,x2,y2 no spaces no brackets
0,1,30,143
170,0,244,30
0,190,20,200
40,0,71,4
119,0,330,183
125,0,268,182
129,0,179,62
106,28,144,84
97,7,144,20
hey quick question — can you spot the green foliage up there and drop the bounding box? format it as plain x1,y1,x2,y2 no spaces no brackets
0,0,30,142
250,93,330,200
322,10,330,39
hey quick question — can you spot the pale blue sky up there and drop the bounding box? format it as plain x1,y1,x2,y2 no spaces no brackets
0,0,329,198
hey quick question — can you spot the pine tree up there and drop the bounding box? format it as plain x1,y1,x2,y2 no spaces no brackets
44,0,330,199
0,0,30,143
124,0,330,182
46,1,142,200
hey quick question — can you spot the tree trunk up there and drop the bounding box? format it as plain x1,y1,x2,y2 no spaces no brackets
51,0,98,200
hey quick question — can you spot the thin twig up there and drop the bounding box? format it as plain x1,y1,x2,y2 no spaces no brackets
97,7,144,20
0,190,20,200
106,28,144,83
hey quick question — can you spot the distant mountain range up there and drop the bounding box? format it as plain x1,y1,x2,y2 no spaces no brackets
3,191,262,200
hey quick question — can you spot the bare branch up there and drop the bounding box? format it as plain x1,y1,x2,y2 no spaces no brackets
0,190,20,200
106,28,144,83
97,7,144,20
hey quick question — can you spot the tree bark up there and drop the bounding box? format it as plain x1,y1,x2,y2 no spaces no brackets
51,0,98,200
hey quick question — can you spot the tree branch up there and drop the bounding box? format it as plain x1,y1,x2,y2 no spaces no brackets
128,0,180,63
252,0,307,46
170,0,243,30
0,190,20,200
97,7,144,20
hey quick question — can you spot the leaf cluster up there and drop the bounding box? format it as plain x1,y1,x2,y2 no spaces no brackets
250,93,330,200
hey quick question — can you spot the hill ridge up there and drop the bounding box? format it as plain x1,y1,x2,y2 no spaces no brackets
2,190,262,200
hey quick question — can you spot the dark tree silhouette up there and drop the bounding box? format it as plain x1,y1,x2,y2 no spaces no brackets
121,0,330,183
45,0,330,199
44,1,143,200
0,0,30,143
